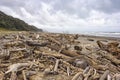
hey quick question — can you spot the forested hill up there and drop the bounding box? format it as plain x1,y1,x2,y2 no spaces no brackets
0,11,42,31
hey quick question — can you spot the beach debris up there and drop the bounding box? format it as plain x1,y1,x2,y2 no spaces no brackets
73,58,89,69
0,71,4,80
5,63,30,74
0,32,120,80
74,45,82,51
87,38,94,41
99,70,109,80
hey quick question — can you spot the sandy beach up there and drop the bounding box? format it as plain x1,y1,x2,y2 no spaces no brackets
0,31,120,80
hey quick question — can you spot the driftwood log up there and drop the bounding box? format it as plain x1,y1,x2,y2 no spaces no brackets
98,51,120,65
47,45,80,57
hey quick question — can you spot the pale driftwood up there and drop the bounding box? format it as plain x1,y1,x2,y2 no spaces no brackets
45,35,61,45
10,55,24,60
4,41,23,46
72,72,83,80
98,51,120,65
0,49,10,59
10,72,18,80
114,73,120,80
10,48,27,52
84,76,89,80
83,67,94,80
54,59,60,72
41,51,71,59
47,45,80,57
0,63,10,68
35,34,40,39
22,70,27,80
107,75,112,80
99,70,109,80
0,71,4,80
97,41,120,54
61,49,80,57
83,66,90,74
67,66,70,76
5,63,30,74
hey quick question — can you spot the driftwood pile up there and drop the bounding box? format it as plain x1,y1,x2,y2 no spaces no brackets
0,32,120,80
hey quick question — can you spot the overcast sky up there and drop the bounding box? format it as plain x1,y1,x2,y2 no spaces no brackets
0,0,120,33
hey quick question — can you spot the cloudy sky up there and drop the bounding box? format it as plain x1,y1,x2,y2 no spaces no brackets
0,0,120,33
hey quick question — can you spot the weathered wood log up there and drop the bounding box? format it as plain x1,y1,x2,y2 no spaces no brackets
22,70,27,80
10,72,18,80
107,42,119,48
54,59,60,72
107,75,112,80
113,73,120,80
5,63,30,74
99,70,109,80
0,63,10,68
97,40,107,50
83,66,90,74
4,41,24,47
98,51,120,65
72,72,83,80
43,35,61,45
0,49,10,60
67,66,70,76
61,49,80,57
25,41,49,46
41,51,71,59
97,41,120,55
47,45,80,57
10,48,27,52
0,71,4,80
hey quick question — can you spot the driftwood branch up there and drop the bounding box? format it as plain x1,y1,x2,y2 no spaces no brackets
22,70,27,80
5,63,30,74
67,66,70,76
72,72,83,80
25,41,49,46
99,70,109,80
54,59,60,72
98,51,120,65
47,45,80,57
10,72,18,80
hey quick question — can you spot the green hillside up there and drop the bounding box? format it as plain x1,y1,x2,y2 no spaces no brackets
0,11,42,31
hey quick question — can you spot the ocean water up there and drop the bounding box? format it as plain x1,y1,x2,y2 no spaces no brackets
78,32,120,38
46,29,120,38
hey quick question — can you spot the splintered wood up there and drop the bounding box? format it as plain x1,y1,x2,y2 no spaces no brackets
0,32,120,80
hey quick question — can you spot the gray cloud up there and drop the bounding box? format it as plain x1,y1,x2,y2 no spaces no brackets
0,0,120,32
0,0,26,7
